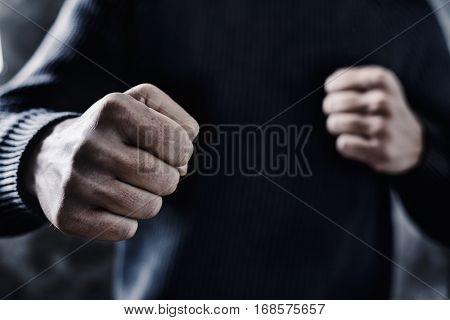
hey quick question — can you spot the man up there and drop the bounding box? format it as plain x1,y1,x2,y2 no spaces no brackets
0,0,449,299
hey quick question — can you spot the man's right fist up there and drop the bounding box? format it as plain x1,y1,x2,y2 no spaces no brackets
26,84,199,241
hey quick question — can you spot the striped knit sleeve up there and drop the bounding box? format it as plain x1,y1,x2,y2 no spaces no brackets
0,110,77,235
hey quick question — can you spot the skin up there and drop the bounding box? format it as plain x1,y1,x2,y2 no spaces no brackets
26,66,423,241
26,84,199,241
323,66,423,174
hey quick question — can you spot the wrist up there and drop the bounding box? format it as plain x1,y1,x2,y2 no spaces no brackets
24,118,76,197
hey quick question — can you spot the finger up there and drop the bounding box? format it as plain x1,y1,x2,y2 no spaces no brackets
80,176,163,220
102,180,163,220
107,93,193,167
323,91,365,114
125,84,200,140
177,164,188,176
113,143,180,196
361,89,390,115
336,134,381,164
326,113,385,137
58,208,138,241
325,66,398,93
324,89,390,116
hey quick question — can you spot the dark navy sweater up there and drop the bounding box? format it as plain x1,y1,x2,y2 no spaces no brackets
0,0,449,299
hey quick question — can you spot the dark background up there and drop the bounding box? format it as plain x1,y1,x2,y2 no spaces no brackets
0,0,113,299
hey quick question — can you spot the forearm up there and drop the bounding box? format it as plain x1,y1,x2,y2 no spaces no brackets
391,120,450,247
0,0,130,235
0,109,77,236
323,62,450,247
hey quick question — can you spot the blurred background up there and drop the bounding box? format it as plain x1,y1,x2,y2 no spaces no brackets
0,0,448,299
0,0,113,299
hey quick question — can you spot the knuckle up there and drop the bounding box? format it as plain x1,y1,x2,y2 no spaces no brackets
73,139,105,171
323,95,334,112
370,117,386,135
160,170,180,196
63,169,86,199
354,119,367,133
117,189,162,220
134,83,160,105
76,138,99,157
326,116,338,133
175,130,194,166
188,120,200,139
136,151,157,175
92,180,115,203
374,91,388,103
369,139,388,158
370,67,398,89
325,68,344,87
116,221,138,240
138,83,159,94
378,67,395,79
108,149,126,172
336,135,350,152
103,92,124,104
143,196,163,218
372,67,389,83
341,94,356,107
369,91,388,112
102,92,124,107
100,93,127,117
368,138,381,150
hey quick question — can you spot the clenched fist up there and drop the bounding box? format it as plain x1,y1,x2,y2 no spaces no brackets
26,84,199,241
323,66,423,174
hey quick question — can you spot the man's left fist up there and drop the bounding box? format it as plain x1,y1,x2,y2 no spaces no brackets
323,66,423,174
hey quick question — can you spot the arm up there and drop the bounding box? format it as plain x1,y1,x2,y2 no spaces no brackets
388,14,450,247
0,0,132,235
322,15,450,246
0,0,199,240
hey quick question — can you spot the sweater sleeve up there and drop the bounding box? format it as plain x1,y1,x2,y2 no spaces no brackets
0,0,132,235
391,10,450,247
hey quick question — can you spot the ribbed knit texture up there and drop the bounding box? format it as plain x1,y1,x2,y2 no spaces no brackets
1,0,449,299
0,110,77,234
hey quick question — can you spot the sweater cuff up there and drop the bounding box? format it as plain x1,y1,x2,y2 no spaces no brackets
390,120,450,197
389,120,450,246
401,121,449,185
0,109,78,235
